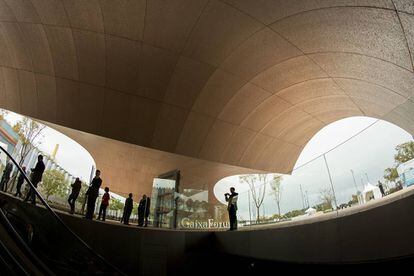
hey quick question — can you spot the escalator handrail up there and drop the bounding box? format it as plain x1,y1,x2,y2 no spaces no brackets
0,146,126,275
0,207,53,276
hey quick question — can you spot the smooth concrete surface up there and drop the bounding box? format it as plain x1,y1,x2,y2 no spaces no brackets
214,186,414,263
61,215,213,275
45,121,260,203
0,2,413,194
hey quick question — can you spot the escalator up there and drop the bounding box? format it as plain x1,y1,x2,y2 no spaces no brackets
0,146,125,275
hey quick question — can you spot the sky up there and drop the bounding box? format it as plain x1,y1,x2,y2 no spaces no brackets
2,110,95,182
214,117,414,219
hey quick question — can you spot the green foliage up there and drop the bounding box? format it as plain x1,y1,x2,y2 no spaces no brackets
13,117,45,165
40,169,69,200
382,141,414,187
0,110,6,121
394,141,414,165
283,209,305,218
384,167,399,184
388,184,403,194
77,183,89,204
239,174,267,222
319,188,334,210
109,198,124,211
269,213,284,220
269,175,283,216
348,194,359,206
132,202,139,215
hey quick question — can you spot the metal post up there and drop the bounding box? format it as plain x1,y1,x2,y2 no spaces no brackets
299,183,305,209
365,173,370,183
305,190,310,208
248,190,252,227
323,154,338,212
350,169,359,194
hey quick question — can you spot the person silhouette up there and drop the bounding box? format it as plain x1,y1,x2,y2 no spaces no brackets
84,170,102,219
98,187,110,221
68,177,82,214
138,194,150,227
15,166,27,198
225,187,238,231
24,155,45,205
122,193,133,225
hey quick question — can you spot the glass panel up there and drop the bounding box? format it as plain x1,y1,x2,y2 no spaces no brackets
236,190,250,229
325,120,414,208
150,177,177,229
176,188,209,229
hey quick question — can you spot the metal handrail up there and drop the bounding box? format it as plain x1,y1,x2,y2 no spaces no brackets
0,146,125,275
0,207,52,275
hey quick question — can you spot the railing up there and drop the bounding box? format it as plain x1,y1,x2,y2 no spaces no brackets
231,119,412,229
2,118,411,235
0,146,125,275
162,119,413,231
0,207,52,275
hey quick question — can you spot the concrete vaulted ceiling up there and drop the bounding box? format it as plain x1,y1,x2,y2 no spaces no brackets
0,0,414,197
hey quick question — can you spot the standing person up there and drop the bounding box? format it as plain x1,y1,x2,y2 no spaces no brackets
225,187,238,231
24,155,45,205
378,181,386,197
84,170,102,220
14,166,27,198
98,187,110,221
137,195,144,226
143,195,150,227
122,193,133,225
0,161,13,192
68,178,82,214
138,195,148,226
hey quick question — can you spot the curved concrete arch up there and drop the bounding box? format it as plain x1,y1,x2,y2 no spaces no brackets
0,1,413,197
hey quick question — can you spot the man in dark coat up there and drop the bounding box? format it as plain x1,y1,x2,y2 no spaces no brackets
24,155,45,205
138,194,151,227
14,166,27,198
84,170,102,219
122,193,133,225
68,177,82,214
0,161,13,191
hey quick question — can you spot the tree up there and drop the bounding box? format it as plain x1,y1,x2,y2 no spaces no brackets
77,182,89,205
283,209,305,218
269,175,283,217
0,109,8,120
40,170,69,201
239,174,267,223
384,167,399,185
109,198,124,212
319,188,334,211
185,198,194,212
132,202,139,216
394,141,414,165
13,117,45,166
214,204,228,221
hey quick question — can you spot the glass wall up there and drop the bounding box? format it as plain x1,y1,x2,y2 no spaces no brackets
215,119,414,229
